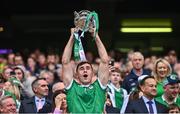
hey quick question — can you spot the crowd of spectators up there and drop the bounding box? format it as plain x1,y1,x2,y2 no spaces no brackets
0,44,179,113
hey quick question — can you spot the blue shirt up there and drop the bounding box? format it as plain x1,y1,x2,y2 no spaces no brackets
35,96,45,111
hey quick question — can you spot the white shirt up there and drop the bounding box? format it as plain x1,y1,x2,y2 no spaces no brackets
142,96,157,114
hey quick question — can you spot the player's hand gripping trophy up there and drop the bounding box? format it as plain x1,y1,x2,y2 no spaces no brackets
73,10,99,61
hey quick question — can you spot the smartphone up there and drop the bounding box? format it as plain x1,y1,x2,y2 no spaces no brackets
109,59,114,66
10,71,16,78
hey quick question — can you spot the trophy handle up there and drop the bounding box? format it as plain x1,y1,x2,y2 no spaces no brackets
74,11,80,28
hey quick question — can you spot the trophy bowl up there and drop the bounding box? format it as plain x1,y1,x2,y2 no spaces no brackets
74,10,96,32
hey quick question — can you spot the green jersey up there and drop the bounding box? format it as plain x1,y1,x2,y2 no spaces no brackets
156,81,164,97
66,79,106,113
107,83,127,110
155,95,180,107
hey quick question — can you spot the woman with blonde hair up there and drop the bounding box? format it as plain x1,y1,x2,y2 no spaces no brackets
152,58,172,97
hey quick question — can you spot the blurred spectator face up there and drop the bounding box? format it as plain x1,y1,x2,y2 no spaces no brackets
40,71,54,84
27,57,36,68
3,81,11,90
47,63,56,71
156,61,168,79
14,55,24,65
164,83,179,100
108,50,115,59
55,92,67,110
34,49,41,57
168,50,177,65
56,67,62,80
151,55,157,64
114,62,121,69
38,54,46,65
125,61,133,74
14,69,24,81
131,52,144,70
86,51,94,63
2,68,13,80
110,71,122,85
169,107,180,114
0,56,5,63
52,82,65,93
55,54,60,64
60,94,67,110
47,54,56,64
7,53,15,65
0,97,17,113
164,56,170,62
29,53,36,60
174,63,180,77
144,57,151,66
127,50,134,61
95,57,101,64
34,79,49,97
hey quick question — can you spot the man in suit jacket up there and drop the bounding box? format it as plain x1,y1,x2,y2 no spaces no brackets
125,76,168,113
19,78,52,113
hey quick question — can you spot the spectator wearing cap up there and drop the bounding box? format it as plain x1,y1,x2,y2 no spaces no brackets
125,76,168,113
155,74,180,107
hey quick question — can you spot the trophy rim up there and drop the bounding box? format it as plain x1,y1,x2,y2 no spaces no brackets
74,10,95,31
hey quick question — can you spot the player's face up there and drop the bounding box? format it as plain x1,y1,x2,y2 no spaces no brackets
77,63,93,85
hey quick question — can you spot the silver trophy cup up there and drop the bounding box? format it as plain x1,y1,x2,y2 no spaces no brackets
74,10,96,32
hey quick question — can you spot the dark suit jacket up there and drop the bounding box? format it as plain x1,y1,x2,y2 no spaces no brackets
19,96,52,113
105,105,120,114
125,97,168,113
